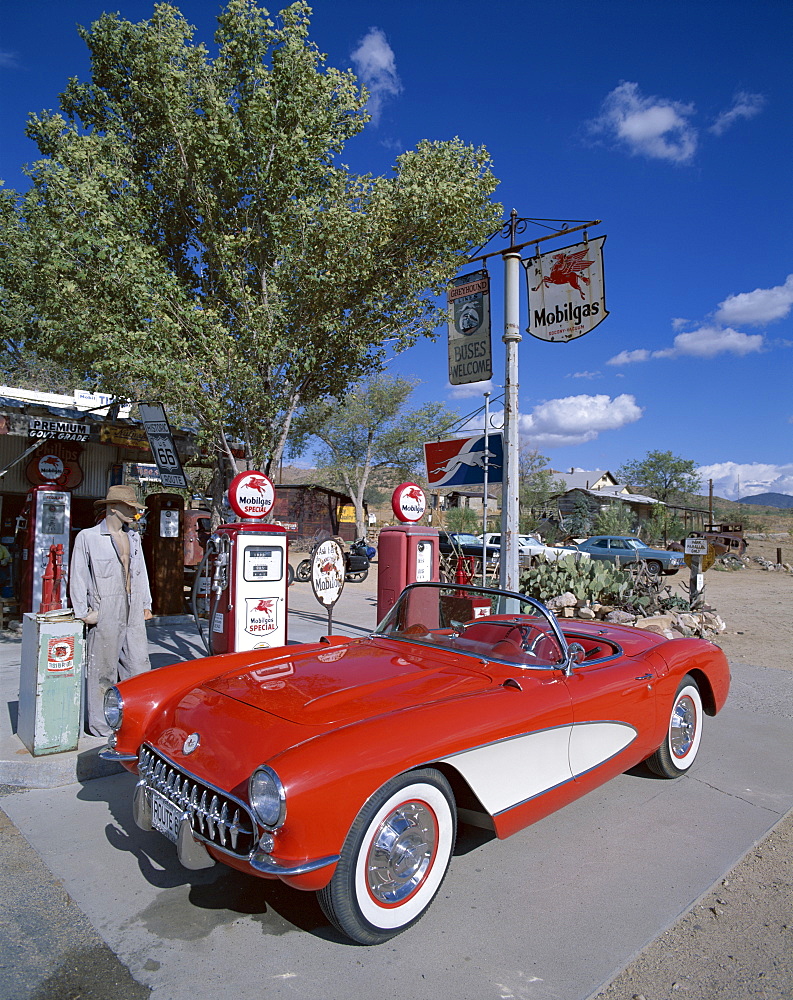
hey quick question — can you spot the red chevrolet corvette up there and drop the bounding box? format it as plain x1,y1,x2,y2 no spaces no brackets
101,582,730,945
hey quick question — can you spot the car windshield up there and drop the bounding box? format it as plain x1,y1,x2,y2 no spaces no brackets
374,583,567,668
625,538,649,550
449,533,481,545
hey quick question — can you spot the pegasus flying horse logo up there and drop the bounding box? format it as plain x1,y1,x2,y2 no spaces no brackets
245,476,271,495
533,248,594,300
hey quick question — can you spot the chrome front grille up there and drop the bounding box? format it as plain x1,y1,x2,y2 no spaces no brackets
138,745,257,859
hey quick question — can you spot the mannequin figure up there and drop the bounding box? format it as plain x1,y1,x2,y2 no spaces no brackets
70,485,153,737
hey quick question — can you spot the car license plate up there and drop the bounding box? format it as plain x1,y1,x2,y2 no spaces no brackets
150,790,182,844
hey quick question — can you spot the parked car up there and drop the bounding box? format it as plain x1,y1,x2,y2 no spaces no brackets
479,532,587,563
101,580,729,945
438,531,500,574
576,535,685,575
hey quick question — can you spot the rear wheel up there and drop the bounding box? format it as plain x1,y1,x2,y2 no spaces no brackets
317,769,456,945
295,559,311,582
345,567,369,583
647,676,703,777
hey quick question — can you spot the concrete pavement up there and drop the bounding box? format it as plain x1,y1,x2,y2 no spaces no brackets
1,568,792,999
0,574,379,789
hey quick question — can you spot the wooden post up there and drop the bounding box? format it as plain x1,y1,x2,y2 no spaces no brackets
689,555,704,609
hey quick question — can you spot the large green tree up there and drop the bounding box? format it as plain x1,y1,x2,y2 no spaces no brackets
618,450,701,503
9,1,500,482
292,375,457,537
518,446,567,531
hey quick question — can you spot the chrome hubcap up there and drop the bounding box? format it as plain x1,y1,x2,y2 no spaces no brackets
366,802,436,904
671,695,696,758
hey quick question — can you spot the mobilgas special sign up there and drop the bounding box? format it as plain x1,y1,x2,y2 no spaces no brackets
447,270,492,385
525,236,608,343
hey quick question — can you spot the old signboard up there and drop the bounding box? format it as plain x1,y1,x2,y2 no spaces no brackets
525,235,609,342
447,270,492,384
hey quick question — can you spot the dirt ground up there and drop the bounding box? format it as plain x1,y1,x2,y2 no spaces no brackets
593,537,793,1000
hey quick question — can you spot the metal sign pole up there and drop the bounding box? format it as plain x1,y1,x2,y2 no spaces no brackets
482,391,490,585
500,217,522,592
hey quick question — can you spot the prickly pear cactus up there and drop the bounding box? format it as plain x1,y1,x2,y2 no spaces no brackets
519,555,632,605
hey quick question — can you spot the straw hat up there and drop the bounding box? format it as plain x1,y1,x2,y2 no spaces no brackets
93,485,146,511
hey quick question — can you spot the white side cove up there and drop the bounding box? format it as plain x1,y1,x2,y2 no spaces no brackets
442,722,637,817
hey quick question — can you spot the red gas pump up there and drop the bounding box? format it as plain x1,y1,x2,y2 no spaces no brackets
376,484,439,623
198,472,289,654
16,485,72,615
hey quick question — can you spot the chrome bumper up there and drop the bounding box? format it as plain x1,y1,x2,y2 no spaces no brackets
249,849,339,878
99,747,138,762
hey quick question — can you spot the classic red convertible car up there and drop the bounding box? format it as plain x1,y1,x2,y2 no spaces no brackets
101,582,730,945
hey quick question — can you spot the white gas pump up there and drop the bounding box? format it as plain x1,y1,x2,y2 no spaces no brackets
194,472,288,654
17,485,71,615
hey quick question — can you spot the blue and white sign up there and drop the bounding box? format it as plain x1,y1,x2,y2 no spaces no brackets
423,433,503,487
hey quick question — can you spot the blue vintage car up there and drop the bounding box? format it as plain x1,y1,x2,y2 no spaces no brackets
576,536,685,575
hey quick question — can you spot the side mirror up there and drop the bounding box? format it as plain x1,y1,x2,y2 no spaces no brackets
564,642,586,676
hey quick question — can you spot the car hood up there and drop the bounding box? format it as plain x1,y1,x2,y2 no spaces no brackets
203,638,493,726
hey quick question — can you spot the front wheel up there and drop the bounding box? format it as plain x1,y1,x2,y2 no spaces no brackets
647,676,703,777
317,769,456,945
645,560,663,576
295,559,311,582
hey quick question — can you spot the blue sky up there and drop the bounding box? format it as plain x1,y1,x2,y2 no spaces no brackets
2,0,791,500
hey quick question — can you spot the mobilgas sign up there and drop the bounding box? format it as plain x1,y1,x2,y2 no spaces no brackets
447,270,492,385
391,483,427,523
228,471,275,519
525,236,609,343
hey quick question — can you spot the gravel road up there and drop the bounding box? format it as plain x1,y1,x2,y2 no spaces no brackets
592,542,792,1000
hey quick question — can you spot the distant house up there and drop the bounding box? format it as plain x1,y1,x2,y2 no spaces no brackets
554,485,662,528
546,468,707,535
551,468,622,493
271,483,362,545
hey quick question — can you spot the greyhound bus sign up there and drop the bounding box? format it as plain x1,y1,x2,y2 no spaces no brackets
423,433,504,487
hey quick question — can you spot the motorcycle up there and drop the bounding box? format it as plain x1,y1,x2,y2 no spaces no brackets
295,536,370,584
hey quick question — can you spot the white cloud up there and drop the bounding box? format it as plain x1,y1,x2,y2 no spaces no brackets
710,91,766,135
696,462,793,501
714,274,793,327
0,50,19,69
670,325,765,358
607,349,651,365
350,28,402,125
447,379,495,399
608,326,764,364
588,81,697,163
568,370,601,379
519,393,643,447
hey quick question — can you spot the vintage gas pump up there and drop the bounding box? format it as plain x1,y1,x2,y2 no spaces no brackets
16,485,72,615
200,472,288,654
142,492,185,616
376,483,439,623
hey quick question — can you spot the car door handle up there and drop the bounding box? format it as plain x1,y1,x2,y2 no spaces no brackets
635,673,653,681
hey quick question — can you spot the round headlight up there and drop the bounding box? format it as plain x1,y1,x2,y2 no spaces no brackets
103,686,123,730
248,765,285,829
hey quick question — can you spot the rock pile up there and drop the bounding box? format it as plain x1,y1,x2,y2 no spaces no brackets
717,554,792,573
546,591,726,639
